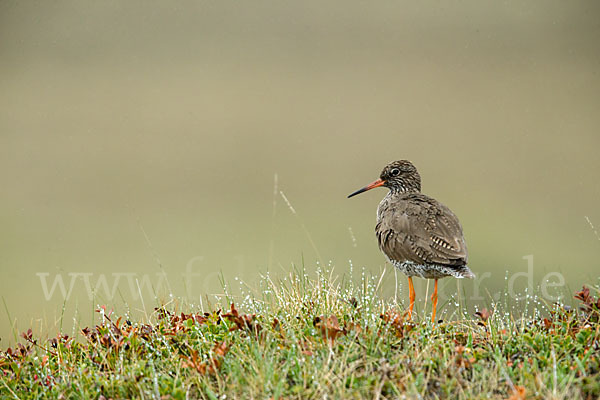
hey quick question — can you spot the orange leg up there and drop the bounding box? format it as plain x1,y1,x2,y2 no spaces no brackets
407,277,415,319
431,279,438,323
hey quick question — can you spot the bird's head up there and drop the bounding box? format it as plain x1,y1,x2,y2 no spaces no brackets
347,160,421,198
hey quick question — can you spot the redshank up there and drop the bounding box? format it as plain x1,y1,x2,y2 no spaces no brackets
348,160,474,322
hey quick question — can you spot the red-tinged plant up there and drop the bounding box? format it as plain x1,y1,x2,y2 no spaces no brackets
223,303,262,335
313,315,346,346
507,385,527,400
453,345,476,370
182,341,230,375
475,308,492,327
575,286,600,323
380,309,413,339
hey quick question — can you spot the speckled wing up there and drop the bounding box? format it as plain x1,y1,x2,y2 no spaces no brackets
376,194,468,267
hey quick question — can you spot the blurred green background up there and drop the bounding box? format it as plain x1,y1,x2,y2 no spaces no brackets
1,1,599,344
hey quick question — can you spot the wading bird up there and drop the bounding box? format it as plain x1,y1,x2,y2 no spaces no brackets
348,160,474,322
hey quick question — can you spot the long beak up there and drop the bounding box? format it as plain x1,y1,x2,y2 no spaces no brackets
347,178,385,198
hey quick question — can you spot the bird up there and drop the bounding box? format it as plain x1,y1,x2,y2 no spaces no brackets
348,160,474,322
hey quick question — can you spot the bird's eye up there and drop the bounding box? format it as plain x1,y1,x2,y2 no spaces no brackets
390,168,400,177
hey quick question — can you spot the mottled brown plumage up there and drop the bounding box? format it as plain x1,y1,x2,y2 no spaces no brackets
348,160,474,322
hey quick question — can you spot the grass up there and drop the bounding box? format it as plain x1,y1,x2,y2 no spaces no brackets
1,266,599,399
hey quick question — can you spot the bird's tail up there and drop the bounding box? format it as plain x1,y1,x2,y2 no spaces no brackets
459,266,475,279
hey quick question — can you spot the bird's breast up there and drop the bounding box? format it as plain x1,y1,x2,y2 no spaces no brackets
376,195,391,223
